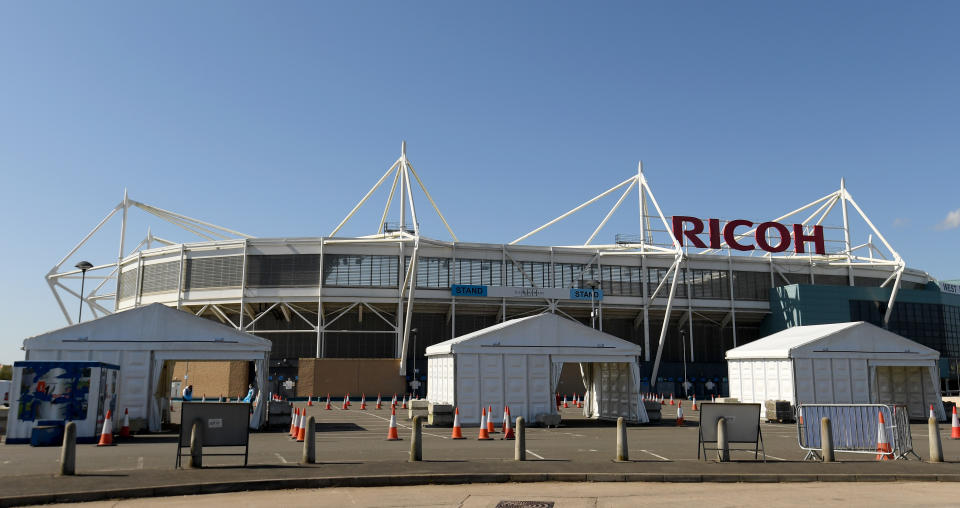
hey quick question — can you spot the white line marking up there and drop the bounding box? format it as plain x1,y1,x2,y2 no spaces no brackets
639,449,670,461
526,449,545,460
730,450,787,461
354,410,450,439
274,452,289,464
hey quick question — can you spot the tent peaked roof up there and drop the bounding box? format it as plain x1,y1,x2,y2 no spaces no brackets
426,312,643,356
24,303,270,351
726,321,939,360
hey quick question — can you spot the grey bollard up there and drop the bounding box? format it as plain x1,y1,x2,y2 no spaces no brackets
59,421,77,476
717,417,729,462
302,416,316,464
821,417,835,462
515,417,526,461
409,415,422,462
188,419,203,469
929,416,943,463
616,417,628,462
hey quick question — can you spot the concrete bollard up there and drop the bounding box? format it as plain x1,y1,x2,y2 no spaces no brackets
821,417,835,462
515,417,526,461
616,417,628,462
717,417,729,462
929,416,943,463
59,421,77,476
409,415,422,462
302,416,316,464
188,419,203,469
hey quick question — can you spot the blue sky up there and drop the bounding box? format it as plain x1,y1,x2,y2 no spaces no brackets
1,2,957,364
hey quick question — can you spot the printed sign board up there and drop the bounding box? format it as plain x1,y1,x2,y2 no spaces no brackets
697,402,765,461
451,285,603,301
176,402,250,467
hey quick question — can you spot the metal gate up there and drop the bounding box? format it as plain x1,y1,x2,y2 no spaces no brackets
796,404,918,461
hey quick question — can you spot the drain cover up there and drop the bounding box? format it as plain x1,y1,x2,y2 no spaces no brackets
495,502,555,508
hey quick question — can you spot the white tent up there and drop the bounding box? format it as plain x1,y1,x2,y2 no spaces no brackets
426,313,649,425
22,303,272,431
726,321,945,420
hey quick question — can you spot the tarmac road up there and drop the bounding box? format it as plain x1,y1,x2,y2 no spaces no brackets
2,404,959,476
35,481,960,508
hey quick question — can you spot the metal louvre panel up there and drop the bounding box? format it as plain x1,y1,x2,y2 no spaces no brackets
185,256,243,289
140,261,179,294
732,270,771,300
323,254,398,287
246,254,321,287
118,268,139,299
454,258,502,286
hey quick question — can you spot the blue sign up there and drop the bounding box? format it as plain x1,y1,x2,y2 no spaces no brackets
569,288,603,301
451,284,488,297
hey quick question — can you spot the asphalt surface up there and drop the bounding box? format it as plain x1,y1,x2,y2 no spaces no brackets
37,481,960,508
3,404,960,506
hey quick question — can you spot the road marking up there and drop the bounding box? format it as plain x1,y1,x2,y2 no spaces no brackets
640,449,670,461
274,453,289,464
137,457,144,469
731,450,787,461
526,449,545,460
355,410,450,439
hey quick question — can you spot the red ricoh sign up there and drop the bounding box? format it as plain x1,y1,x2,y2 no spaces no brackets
672,216,825,255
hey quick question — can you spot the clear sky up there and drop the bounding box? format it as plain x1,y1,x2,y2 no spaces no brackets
1,2,957,364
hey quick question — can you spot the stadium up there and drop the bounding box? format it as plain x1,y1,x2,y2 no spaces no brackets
46,143,960,400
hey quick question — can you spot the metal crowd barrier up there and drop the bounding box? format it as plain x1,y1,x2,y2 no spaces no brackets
796,404,919,461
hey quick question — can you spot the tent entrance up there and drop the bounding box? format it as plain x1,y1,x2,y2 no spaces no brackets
577,361,647,423
874,366,935,419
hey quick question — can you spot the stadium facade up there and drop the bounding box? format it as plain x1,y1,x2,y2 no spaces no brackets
46,143,960,397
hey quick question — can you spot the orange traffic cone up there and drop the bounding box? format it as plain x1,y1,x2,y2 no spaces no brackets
376,393,382,410
119,408,131,438
669,394,674,406
218,394,223,402
876,411,893,460
402,395,408,409
360,393,367,410
290,407,297,437
386,407,400,441
307,396,313,406
692,396,698,411
478,408,492,440
676,401,684,426
201,394,206,402
951,406,960,439
97,410,115,446
502,406,515,440
487,405,496,434
342,394,349,410
451,408,465,439
502,406,508,434
296,410,306,442
563,395,569,408
930,404,936,420
325,394,332,410
711,394,715,402
392,393,397,407
346,392,351,407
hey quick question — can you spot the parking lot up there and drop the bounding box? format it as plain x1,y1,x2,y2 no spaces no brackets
3,403,960,476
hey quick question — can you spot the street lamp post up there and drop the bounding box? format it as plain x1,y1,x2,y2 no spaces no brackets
680,329,689,397
586,280,600,329
74,261,93,323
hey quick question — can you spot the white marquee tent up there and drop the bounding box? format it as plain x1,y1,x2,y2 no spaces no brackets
726,321,945,420
426,313,649,425
22,303,271,431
